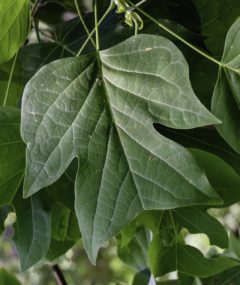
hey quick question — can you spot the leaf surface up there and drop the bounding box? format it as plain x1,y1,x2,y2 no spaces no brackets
13,191,51,271
149,233,238,278
212,18,240,154
193,0,240,56
0,107,25,206
0,0,30,64
21,34,221,263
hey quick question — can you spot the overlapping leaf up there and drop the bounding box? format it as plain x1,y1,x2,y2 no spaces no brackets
149,233,238,278
0,107,25,207
0,0,30,64
212,18,240,154
13,191,51,271
21,34,221,263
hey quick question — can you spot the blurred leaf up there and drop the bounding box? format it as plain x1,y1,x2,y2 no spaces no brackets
132,269,151,285
228,233,240,260
0,206,12,235
0,107,25,207
0,268,21,285
0,0,30,64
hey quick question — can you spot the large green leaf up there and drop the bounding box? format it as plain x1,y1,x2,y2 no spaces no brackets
13,191,51,271
0,0,30,64
0,107,25,207
212,18,240,154
0,268,21,285
193,0,240,56
21,34,221,263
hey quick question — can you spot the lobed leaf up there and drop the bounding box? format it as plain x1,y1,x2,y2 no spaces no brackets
21,34,221,263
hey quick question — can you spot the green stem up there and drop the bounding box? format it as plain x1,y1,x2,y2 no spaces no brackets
77,0,115,56
94,0,100,51
129,1,221,66
131,2,240,74
3,52,18,107
134,19,139,36
169,210,178,240
74,0,96,48
39,30,76,56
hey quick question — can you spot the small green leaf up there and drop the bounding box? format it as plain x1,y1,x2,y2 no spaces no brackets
118,227,150,271
0,107,25,207
13,191,51,271
191,149,240,207
173,207,228,248
149,233,238,278
21,34,221,263
0,0,30,64
0,268,21,285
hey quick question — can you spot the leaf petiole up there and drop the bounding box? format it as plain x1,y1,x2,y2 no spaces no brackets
76,0,115,56
74,0,96,48
3,52,18,107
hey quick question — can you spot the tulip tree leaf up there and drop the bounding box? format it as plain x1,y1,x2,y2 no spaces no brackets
13,191,51,271
0,0,30,64
212,18,240,154
21,34,221,263
0,107,25,207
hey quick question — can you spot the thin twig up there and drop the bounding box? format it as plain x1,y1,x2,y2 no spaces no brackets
74,0,96,48
52,264,68,285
